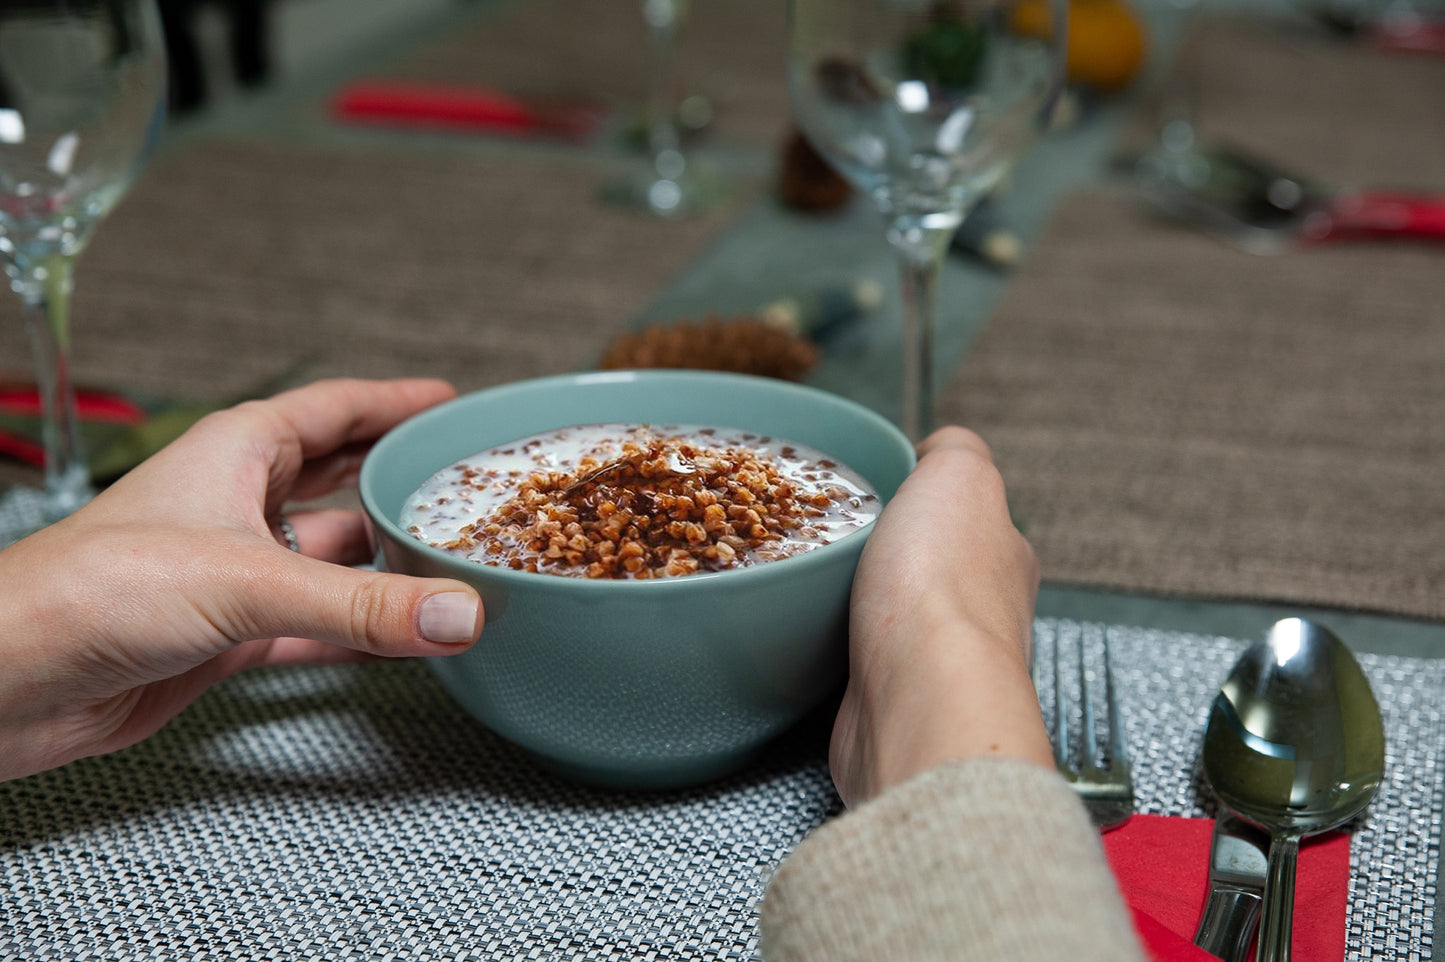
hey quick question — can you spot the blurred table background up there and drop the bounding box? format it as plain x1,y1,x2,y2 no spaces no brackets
1,0,1441,631
2,0,1444,954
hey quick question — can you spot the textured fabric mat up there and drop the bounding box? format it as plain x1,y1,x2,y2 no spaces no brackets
937,22,1445,621
0,619,1439,959
0,135,734,494
342,0,792,151
1122,17,1445,189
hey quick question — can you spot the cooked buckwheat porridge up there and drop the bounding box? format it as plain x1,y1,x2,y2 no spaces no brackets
401,423,879,579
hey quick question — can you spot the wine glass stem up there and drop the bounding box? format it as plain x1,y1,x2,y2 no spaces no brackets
643,0,686,181
1156,0,1204,155
16,255,94,520
886,220,954,442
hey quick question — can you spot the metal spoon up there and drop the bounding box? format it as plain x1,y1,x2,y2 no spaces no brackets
1201,617,1385,962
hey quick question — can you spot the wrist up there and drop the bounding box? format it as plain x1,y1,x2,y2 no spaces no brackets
891,632,1051,766
0,526,97,781
835,622,1053,805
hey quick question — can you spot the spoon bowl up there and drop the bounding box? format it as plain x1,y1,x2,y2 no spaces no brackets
1202,617,1385,962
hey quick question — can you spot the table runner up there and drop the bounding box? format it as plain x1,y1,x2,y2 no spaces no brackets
937,20,1445,621
0,619,1438,959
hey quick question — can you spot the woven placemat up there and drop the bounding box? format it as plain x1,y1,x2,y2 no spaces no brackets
0,134,736,493
1,619,1438,960
938,22,1445,621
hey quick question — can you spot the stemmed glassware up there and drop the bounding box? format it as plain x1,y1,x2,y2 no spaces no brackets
0,0,167,527
603,0,721,217
787,0,1066,439
1132,0,1207,192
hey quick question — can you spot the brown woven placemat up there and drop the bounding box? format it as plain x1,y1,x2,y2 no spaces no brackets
342,0,792,150
938,21,1445,621
1125,16,1445,189
0,135,735,489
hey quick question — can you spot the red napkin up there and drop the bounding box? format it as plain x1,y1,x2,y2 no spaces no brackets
1371,18,1445,55
330,80,604,143
1102,815,1350,962
0,385,146,467
0,385,145,423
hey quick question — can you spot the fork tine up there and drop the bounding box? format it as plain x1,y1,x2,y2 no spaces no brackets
1076,632,1097,770
1051,629,1069,770
1046,628,1136,831
1103,632,1128,768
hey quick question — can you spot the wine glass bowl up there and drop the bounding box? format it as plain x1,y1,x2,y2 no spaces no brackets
787,0,1065,438
0,0,166,526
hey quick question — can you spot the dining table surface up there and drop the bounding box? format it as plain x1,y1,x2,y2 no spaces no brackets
1,0,1443,958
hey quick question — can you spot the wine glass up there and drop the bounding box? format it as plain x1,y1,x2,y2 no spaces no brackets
0,0,167,527
1132,0,1208,194
602,0,722,217
788,0,1066,439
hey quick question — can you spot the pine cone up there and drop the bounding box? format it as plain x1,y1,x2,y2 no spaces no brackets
600,315,818,382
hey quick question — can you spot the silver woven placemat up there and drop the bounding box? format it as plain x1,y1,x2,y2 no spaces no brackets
1,619,1440,960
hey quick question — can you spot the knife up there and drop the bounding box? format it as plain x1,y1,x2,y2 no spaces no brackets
1193,813,1270,962
1132,144,1445,254
950,194,1023,270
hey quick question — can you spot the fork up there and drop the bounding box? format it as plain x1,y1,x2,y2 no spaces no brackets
1045,629,1135,831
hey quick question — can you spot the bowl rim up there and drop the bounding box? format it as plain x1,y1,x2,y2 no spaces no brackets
360,370,916,593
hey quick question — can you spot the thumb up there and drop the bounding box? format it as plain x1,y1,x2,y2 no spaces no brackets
238,555,485,656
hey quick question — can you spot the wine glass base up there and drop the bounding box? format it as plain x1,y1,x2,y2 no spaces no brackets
617,95,718,152
0,470,93,546
0,486,51,547
598,162,728,219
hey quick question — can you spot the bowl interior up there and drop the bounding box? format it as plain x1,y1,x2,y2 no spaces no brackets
361,370,917,567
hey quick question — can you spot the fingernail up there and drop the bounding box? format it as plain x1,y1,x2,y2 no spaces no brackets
419,592,481,645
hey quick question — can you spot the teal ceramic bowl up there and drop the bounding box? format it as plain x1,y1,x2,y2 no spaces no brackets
360,370,915,789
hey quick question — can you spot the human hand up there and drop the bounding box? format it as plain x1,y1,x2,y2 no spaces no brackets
0,378,484,782
830,426,1050,807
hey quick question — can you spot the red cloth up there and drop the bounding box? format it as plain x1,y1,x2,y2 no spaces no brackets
1102,815,1350,962
330,80,603,142
0,385,146,468
0,385,145,423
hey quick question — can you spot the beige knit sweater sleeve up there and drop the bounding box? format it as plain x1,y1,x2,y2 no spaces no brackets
758,759,1147,962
